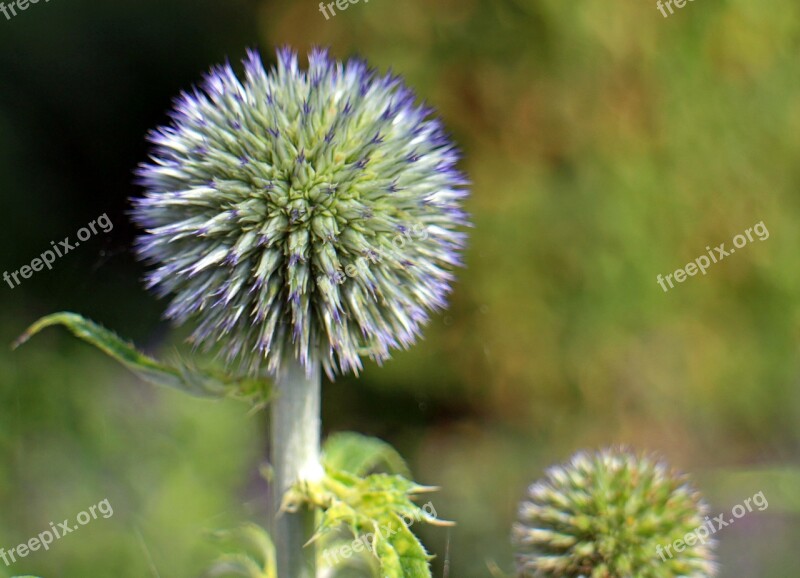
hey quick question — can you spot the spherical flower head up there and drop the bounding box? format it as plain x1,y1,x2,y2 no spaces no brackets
132,48,468,378
512,448,716,578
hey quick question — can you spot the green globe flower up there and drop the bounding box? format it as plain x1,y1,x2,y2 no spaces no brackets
132,48,468,379
512,448,717,578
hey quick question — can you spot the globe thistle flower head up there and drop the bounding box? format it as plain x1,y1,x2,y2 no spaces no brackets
133,48,468,378
513,448,716,578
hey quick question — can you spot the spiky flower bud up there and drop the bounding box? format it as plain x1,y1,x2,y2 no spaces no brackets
512,448,716,578
132,48,468,378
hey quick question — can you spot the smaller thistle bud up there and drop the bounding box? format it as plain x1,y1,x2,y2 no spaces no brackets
512,448,717,578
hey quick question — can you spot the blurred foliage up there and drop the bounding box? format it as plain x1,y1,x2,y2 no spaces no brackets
1,0,799,576
1,322,262,577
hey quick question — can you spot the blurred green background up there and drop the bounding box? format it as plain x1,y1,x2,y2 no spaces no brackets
1,0,799,576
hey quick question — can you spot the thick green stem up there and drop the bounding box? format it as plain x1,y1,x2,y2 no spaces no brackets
271,356,321,578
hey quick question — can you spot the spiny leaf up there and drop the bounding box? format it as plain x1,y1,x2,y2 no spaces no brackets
386,518,433,578
374,535,404,577
289,436,453,578
13,312,268,402
323,432,411,477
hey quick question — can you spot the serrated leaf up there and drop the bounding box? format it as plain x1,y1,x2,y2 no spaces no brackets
367,515,431,578
293,436,453,578
323,432,411,477
388,519,433,577
373,535,405,578
12,312,268,402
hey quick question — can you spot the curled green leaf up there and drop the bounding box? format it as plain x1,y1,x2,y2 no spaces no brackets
13,312,269,403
